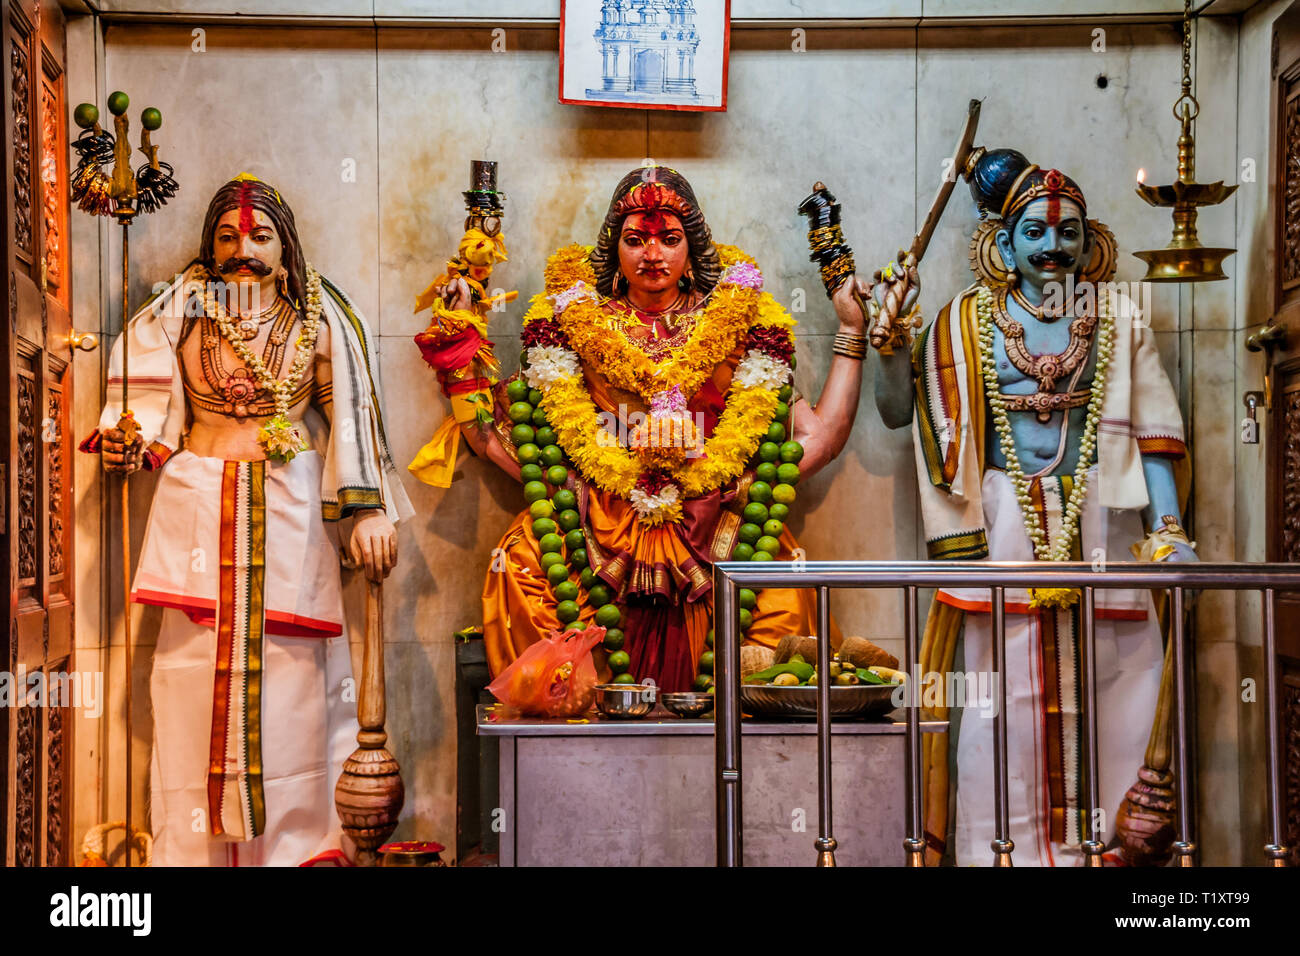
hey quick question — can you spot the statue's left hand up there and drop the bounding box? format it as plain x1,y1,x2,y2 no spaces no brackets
1159,541,1199,564
350,509,398,581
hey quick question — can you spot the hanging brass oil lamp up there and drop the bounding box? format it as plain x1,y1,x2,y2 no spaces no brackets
1133,0,1237,282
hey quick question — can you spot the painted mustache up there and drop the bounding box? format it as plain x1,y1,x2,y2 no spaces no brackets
1027,250,1076,269
218,256,273,277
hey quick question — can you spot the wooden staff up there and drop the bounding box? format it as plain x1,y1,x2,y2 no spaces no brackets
1115,608,1179,865
334,579,404,865
872,99,983,349
109,99,141,869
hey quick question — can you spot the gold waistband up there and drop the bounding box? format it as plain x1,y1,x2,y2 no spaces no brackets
996,388,1091,415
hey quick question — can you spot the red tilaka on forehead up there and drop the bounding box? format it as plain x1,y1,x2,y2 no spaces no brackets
613,181,693,220
623,210,679,233
1043,169,1064,227
237,179,257,233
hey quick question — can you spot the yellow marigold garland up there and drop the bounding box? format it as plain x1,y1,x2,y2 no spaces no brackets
527,243,791,510
537,367,780,504
527,244,792,403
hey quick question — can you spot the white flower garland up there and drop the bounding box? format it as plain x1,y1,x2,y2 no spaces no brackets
732,349,791,391
976,283,1113,563
628,482,682,522
524,345,582,389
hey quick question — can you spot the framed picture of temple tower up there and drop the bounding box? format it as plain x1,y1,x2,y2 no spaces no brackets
560,0,731,111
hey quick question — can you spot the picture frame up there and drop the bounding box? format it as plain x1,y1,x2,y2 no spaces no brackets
559,0,731,112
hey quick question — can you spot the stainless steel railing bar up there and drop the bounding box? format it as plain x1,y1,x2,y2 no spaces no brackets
1263,588,1287,866
712,561,1300,868
1170,586,1195,867
815,586,835,865
991,585,1013,866
904,585,924,866
1080,586,1103,866
713,560,1300,590
714,563,742,867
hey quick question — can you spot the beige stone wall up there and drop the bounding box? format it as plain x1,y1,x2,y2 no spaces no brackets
69,10,1268,863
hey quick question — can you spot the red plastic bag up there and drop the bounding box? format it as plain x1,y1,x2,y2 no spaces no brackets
487,625,606,717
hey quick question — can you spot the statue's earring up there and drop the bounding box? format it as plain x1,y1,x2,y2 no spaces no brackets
616,272,629,295
679,267,694,294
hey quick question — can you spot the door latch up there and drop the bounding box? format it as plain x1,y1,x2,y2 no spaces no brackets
1242,391,1264,444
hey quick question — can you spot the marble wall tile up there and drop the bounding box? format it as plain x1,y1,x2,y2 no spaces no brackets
1233,640,1267,862
376,26,646,340
1185,15,1241,333
102,25,382,330
649,27,917,337
1192,639,1242,864
922,0,1190,15
916,24,1186,335
1190,328,1236,647
375,641,459,852
96,0,374,15
376,0,924,17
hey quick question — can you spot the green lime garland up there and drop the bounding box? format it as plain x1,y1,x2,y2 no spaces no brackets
504,376,635,683
505,368,804,692
693,379,803,692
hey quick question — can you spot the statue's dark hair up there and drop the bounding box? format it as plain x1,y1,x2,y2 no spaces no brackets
968,148,1088,236
589,166,722,298
198,178,306,311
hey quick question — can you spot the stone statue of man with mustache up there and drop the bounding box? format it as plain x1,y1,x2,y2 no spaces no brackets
868,149,1194,867
81,174,412,865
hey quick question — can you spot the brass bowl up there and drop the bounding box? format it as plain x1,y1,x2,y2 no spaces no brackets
740,682,899,719
660,691,715,718
594,683,655,718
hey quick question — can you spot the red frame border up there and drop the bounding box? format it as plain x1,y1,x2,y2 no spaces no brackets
559,0,731,113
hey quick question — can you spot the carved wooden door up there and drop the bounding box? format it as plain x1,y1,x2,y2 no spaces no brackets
2,0,73,867
1270,20,1300,869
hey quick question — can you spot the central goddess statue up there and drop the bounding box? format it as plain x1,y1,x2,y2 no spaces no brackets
412,165,875,692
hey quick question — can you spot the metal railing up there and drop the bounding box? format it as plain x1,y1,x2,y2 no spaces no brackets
711,560,1300,868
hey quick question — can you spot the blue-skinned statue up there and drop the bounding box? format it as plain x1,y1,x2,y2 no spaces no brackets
870,148,1194,867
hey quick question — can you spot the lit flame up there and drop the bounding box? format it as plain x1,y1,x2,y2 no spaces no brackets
1136,168,1146,184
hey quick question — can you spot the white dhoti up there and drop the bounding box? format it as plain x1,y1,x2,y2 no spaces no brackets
944,468,1163,867
135,450,359,866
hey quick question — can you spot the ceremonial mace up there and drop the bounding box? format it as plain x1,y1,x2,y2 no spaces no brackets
798,99,983,347
334,577,404,866
70,91,179,867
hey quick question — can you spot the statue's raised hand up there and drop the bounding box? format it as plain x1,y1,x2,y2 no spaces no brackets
437,276,474,312
350,508,398,582
831,273,873,335
101,426,144,475
869,250,921,350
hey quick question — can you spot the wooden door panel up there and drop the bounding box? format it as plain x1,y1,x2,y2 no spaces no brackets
1271,26,1300,868
3,0,71,868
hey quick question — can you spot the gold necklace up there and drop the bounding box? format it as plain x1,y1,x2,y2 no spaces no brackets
203,264,324,462
227,288,283,340
993,288,1097,421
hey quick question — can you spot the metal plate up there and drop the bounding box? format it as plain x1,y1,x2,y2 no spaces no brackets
740,682,899,719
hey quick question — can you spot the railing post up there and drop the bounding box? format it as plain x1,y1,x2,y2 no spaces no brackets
814,586,836,866
903,585,925,866
1169,586,1197,867
991,585,1014,866
714,563,742,866
1079,586,1104,866
1262,588,1290,866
